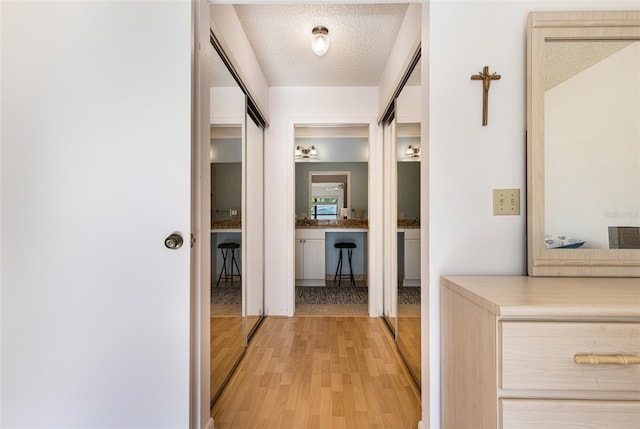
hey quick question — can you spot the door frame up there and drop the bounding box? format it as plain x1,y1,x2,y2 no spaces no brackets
287,117,383,317
192,1,214,428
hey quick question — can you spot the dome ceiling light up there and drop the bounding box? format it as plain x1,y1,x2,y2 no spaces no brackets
311,26,330,57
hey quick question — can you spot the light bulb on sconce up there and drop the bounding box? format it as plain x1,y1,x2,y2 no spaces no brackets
311,26,330,56
295,145,320,159
404,145,421,159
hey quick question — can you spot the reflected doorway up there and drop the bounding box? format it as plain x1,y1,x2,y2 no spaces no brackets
294,124,370,315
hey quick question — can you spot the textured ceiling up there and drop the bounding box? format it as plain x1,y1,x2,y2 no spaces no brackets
233,3,410,87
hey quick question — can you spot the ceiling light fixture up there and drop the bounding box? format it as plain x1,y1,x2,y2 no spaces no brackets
311,26,330,57
295,145,320,159
404,145,421,159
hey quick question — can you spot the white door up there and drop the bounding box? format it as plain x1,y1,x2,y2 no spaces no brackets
1,2,192,427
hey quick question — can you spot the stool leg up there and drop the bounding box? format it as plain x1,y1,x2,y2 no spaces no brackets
216,248,228,287
347,248,355,287
231,249,241,283
333,249,342,286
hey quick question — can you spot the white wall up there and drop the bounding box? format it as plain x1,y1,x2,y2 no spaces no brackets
265,87,379,316
426,1,640,427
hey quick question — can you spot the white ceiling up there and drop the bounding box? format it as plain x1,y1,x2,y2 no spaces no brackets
231,3,410,87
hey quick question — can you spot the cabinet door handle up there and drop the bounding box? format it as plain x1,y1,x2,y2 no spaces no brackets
574,354,640,365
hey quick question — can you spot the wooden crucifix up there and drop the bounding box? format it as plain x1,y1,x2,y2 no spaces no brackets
471,66,501,126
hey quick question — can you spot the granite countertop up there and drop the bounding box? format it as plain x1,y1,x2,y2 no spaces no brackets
398,218,420,228
212,219,241,230
295,219,368,229
294,218,420,229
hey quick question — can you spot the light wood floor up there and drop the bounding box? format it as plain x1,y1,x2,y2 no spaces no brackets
211,316,421,428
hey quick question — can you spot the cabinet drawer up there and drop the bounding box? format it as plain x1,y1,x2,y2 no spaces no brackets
500,322,640,392
501,399,640,429
295,229,324,240
404,228,420,240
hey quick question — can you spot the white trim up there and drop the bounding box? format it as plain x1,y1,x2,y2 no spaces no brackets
205,417,215,429
192,1,211,428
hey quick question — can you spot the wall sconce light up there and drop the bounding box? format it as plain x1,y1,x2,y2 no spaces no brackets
404,145,421,159
295,145,319,159
311,26,330,57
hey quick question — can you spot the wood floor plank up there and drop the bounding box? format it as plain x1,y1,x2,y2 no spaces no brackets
211,316,421,428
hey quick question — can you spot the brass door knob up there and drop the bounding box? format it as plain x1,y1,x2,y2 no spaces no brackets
165,233,184,250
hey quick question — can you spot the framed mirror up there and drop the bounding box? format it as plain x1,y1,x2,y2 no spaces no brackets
309,171,351,220
527,11,640,277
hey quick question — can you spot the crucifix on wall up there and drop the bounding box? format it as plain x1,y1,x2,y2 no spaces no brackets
471,66,501,126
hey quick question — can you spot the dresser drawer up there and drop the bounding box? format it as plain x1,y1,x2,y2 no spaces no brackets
501,399,640,429
295,229,324,240
500,322,640,392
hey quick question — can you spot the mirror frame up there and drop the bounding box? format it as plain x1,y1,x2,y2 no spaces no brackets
527,11,640,277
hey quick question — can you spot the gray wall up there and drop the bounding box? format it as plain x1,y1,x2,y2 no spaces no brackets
397,161,420,219
213,162,241,218
295,162,368,218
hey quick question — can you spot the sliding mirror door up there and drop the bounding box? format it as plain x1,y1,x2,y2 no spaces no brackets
245,113,264,338
395,55,421,385
382,112,398,335
209,37,246,405
381,49,421,387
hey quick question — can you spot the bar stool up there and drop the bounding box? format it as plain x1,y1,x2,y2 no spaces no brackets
216,242,241,287
334,242,356,287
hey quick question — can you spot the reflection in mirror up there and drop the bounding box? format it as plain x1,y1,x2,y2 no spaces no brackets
544,40,640,250
527,11,640,277
309,172,350,219
396,55,421,386
209,40,246,405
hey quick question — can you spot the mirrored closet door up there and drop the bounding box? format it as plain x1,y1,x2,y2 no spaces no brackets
395,56,421,385
381,48,421,388
209,30,266,406
209,39,246,406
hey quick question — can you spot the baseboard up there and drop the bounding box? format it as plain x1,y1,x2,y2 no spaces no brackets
205,417,214,429
266,307,289,316
417,420,424,429
324,274,366,281
295,279,326,286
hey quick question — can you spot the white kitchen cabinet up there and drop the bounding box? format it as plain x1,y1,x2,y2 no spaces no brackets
295,229,325,286
441,276,640,429
403,228,420,286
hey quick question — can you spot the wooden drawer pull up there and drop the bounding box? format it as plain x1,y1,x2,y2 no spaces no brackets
574,354,640,365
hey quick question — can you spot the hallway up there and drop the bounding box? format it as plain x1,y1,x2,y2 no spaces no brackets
211,316,421,428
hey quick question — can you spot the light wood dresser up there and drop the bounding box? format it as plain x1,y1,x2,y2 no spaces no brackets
441,276,640,429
